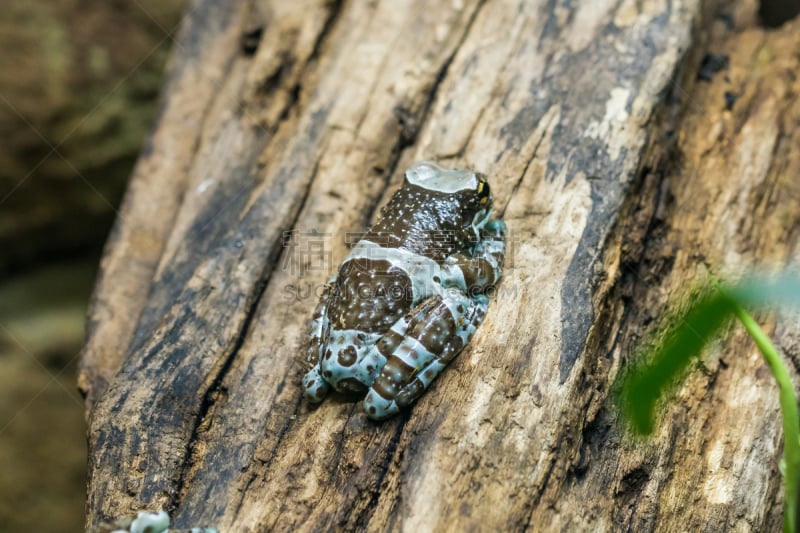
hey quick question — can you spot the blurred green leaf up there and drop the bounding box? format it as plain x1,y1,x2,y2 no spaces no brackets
619,273,800,532
620,290,735,434
620,274,800,435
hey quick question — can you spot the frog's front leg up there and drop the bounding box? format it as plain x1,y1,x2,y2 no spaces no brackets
363,292,488,420
302,275,336,402
444,219,506,293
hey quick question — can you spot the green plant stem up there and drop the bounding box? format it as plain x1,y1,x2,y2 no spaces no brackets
727,297,800,533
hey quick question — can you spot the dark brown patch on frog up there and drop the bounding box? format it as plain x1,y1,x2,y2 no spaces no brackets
338,345,358,366
337,377,367,393
442,337,463,363
396,380,425,407
307,336,322,363
365,182,489,263
410,302,456,354
424,369,436,380
372,357,414,399
459,257,493,291
324,348,332,360
378,329,405,357
328,259,413,333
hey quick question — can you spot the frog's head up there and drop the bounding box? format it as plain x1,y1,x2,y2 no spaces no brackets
404,161,493,235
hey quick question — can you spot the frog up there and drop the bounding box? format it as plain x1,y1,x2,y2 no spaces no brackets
302,161,506,420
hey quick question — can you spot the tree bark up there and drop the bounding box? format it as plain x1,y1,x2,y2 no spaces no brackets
79,0,800,530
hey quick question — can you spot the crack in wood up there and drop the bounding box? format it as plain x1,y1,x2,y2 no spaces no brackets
115,4,350,509
351,418,408,530
499,110,558,219
169,159,324,514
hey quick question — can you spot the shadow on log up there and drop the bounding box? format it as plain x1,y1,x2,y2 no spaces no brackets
80,0,800,530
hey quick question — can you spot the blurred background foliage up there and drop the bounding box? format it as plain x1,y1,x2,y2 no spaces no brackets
0,0,185,530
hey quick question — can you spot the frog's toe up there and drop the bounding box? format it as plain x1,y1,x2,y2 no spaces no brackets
485,219,507,234
302,367,330,403
363,389,399,421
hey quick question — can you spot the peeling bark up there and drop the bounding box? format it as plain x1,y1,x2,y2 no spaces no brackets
81,0,800,530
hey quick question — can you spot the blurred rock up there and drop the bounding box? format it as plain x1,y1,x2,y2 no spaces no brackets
0,258,97,533
0,0,186,273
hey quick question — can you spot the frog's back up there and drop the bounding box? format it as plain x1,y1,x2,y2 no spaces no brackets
322,161,490,347
326,258,414,334
365,183,472,263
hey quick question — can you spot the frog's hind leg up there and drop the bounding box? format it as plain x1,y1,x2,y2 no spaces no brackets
363,293,488,420
312,296,443,398
303,366,330,403
396,295,488,409
302,275,336,403
355,296,444,386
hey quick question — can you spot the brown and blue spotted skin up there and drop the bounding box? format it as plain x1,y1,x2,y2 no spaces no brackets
302,161,506,420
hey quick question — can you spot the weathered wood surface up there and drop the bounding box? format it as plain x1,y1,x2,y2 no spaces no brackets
79,0,800,530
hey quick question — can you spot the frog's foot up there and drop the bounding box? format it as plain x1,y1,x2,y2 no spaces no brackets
302,275,337,404
396,295,488,408
305,274,337,367
484,218,507,236
302,366,330,403
363,293,488,420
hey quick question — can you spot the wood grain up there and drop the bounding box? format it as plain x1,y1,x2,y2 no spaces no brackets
81,0,800,530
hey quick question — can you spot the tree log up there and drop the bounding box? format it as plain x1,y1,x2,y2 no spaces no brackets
80,0,800,530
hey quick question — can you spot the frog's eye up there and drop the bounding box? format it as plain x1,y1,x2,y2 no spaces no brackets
476,179,490,204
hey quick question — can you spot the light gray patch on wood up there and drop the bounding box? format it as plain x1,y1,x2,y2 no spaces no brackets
497,11,669,380
555,15,668,380
492,8,669,381
173,0,239,76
